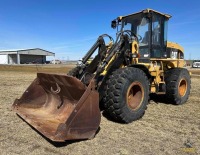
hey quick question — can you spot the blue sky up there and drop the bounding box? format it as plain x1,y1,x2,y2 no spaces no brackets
0,0,200,60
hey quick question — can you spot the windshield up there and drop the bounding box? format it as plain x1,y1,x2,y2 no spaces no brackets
121,14,150,46
120,14,150,59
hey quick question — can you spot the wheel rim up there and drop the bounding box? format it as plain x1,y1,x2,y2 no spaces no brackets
179,78,187,97
126,82,144,111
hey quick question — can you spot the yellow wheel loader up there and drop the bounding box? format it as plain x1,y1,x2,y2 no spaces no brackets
12,9,191,142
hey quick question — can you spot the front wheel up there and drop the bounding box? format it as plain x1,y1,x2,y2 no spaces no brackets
102,67,149,123
67,66,80,78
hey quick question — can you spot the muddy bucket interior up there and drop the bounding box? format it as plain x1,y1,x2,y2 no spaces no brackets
12,73,101,142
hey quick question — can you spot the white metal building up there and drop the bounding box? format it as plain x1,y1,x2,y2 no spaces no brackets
0,48,55,64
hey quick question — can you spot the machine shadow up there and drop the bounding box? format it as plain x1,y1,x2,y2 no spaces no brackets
149,94,173,105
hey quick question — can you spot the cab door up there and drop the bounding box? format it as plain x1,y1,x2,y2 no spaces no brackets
151,13,165,58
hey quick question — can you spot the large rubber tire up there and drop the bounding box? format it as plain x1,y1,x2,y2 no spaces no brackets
67,66,80,77
102,67,149,123
165,68,191,105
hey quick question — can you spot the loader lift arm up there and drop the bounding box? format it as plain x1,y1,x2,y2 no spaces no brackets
69,30,139,87
68,34,114,85
97,30,138,91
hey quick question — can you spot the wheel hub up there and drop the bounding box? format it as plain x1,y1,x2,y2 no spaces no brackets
126,82,144,111
179,78,187,97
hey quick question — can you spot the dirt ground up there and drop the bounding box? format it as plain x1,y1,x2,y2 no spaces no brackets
0,68,200,155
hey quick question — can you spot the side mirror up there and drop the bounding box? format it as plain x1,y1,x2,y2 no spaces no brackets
111,20,117,29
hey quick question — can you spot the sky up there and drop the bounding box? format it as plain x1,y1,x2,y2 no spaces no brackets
0,0,200,60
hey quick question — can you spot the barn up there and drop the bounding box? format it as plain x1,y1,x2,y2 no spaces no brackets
0,48,55,64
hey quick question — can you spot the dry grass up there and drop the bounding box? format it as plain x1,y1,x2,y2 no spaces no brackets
0,66,200,155
0,64,74,73
189,68,200,75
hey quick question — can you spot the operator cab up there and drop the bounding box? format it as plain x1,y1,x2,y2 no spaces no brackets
112,9,172,62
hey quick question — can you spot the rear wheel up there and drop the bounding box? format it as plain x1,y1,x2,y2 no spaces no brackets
102,67,149,123
164,68,191,105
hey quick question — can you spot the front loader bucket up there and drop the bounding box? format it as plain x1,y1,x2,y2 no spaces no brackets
12,73,101,142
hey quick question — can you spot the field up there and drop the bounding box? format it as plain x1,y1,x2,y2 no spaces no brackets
0,65,200,155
